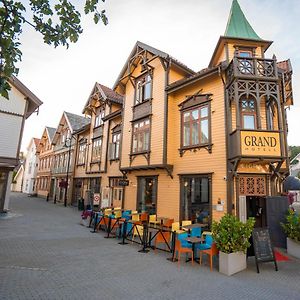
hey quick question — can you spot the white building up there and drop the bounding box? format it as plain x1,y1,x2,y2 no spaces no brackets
22,138,40,194
0,76,42,212
290,153,300,178
11,164,25,193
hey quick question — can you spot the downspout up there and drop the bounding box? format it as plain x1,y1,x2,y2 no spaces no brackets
163,58,170,166
218,65,232,215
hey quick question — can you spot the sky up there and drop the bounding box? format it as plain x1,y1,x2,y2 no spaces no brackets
18,0,300,152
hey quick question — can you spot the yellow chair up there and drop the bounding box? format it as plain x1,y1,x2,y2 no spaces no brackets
149,215,160,227
171,222,185,234
181,220,192,231
104,208,112,216
131,214,140,222
114,210,122,219
132,224,144,242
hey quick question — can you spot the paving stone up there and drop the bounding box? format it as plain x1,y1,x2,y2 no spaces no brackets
0,193,300,299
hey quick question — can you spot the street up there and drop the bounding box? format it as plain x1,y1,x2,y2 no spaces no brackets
0,193,300,300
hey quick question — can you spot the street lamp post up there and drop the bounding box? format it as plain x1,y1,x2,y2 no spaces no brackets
64,137,73,207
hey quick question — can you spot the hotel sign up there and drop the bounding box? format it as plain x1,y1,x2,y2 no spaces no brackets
241,131,281,157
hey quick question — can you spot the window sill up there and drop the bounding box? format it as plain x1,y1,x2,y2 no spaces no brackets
93,124,104,130
76,163,85,167
179,144,213,157
132,98,152,108
90,160,101,165
130,150,150,156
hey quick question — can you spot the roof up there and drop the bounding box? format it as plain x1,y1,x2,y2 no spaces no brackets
46,127,56,142
8,76,43,118
277,59,293,73
166,65,221,93
225,0,261,40
82,82,123,114
33,138,40,148
64,111,91,132
113,41,195,90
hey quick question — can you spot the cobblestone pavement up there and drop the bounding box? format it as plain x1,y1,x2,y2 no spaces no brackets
1,193,300,300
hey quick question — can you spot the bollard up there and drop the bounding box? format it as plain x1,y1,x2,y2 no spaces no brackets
138,222,149,253
54,194,56,204
46,193,49,202
119,220,128,245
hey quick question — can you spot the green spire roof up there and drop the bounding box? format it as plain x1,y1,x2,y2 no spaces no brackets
225,0,261,40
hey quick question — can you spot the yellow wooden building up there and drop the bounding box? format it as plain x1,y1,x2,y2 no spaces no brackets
112,0,293,226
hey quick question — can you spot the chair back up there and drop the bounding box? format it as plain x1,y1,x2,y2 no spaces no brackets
140,212,148,222
164,218,174,228
171,222,180,232
182,220,192,227
205,234,213,246
132,214,140,222
132,210,138,214
149,215,157,222
104,208,112,216
191,227,202,238
114,210,122,219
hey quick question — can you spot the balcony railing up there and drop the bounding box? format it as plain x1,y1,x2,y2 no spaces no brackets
226,57,278,84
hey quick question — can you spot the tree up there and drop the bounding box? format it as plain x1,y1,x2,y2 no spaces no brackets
290,146,300,163
0,0,108,99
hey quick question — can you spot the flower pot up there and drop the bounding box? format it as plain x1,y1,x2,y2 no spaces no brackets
287,237,300,259
219,251,247,276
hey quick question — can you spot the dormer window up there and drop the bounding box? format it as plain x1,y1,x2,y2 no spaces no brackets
95,110,105,127
135,74,152,105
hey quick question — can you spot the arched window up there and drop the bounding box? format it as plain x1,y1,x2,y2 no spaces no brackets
240,98,256,129
266,100,278,131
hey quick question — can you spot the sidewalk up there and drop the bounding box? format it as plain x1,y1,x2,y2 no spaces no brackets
0,193,299,300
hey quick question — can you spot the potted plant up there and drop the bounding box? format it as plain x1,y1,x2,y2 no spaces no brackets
281,209,300,259
212,214,255,276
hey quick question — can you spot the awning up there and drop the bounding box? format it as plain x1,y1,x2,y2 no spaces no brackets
283,176,300,191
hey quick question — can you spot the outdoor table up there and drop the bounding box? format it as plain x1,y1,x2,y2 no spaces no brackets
184,236,204,263
182,223,208,234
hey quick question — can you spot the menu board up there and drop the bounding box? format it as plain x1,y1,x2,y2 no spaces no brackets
252,227,278,273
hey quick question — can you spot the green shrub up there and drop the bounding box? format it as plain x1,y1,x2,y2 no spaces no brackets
281,209,300,242
212,214,255,254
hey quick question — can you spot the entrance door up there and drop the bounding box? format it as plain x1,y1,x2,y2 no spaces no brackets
137,176,157,214
246,196,267,228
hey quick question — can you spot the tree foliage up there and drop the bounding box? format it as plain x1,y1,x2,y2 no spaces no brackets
0,0,108,99
290,146,300,163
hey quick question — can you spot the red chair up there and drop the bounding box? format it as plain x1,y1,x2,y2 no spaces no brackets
174,239,194,267
199,242,219,271
154,231,171,251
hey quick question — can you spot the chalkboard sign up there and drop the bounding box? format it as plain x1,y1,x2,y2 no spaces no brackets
252,227,278,273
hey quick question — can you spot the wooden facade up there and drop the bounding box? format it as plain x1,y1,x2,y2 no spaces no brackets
34,1,294,227
36,127,55,198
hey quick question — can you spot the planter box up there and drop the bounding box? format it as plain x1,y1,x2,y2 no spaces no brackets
287,237,300,259
219,251,247,276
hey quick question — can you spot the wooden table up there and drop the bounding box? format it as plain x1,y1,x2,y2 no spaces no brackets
184,236,204,263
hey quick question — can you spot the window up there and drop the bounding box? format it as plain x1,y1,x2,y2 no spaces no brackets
135,74,152,105
137,176,157,215
95,110,105,127
182,105,209,148
181,175,211,224
241,99,256,129
92,137,102,162
78,143,86,165
267,100,277,131
110,132,120,160
132,118,150,153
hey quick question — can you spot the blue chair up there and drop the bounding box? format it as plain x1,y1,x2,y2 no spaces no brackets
190,227,202,238
177,232,192,249
196,234,213,251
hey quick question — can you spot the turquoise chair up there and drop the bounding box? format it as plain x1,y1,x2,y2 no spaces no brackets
196,234,213,251
177,232,192,249
190,227,202,238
